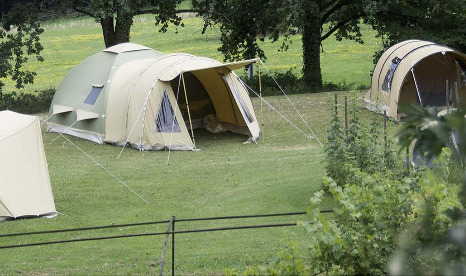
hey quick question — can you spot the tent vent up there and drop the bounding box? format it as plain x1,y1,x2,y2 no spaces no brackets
84,85,104,105
382,57,401,93
154,90,181,133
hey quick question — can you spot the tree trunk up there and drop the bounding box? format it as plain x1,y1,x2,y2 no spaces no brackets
302,3,323,92
100,6,133,48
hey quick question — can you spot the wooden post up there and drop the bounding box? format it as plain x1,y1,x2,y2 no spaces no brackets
384,110,387,153
344,96,348,138
182,73,196,148
406,146,410,175
259,63,264,143
334,94,338,115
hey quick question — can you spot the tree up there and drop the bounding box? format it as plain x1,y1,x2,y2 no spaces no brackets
192,0,367,92
62,0,189,48
192,0,466,92
365,0,466,62
0,2,44,98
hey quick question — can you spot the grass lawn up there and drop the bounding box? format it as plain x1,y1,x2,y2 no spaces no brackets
0,91,350,275
0,11,386,275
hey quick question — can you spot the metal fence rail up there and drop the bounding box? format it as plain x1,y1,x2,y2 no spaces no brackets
0,210,333,275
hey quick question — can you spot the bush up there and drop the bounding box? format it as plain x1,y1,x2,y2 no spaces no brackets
0,88,55,114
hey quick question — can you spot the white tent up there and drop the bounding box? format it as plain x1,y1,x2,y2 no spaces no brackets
0,111,57,221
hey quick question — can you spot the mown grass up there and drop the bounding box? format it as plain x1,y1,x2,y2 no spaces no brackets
0,91,352,275
0,11,385,275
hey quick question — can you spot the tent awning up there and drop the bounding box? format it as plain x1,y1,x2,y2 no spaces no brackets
76,109,100,121
159,57,259,81
52,105,73,115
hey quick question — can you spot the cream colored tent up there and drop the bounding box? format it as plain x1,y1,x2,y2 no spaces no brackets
364,39,466,119
0,111,57,221
47,43,260,150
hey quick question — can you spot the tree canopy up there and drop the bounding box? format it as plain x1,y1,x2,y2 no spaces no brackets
192,0,466,91
193,0,367,91
0,2,44,97
366,0,466,61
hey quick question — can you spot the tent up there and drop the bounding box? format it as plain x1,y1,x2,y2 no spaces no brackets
364,39,466,119
47,43,261,151
0,111,57,221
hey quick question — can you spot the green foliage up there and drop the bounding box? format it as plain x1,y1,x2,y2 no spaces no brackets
304,100,464,275
365,0,466,61
393,106,466,275
303,150,462,275
0,3,44,97
0,88,54,113
324,94,402,187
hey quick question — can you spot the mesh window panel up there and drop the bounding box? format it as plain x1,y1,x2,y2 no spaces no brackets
222,76,254,124
84,86,104,105
382,57,401,93
154,90,181,133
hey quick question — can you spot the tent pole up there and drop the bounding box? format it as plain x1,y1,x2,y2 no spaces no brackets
411,68,423,107
259,62,264,143
182,73,196,148
446,80,450,113
454,81,460,107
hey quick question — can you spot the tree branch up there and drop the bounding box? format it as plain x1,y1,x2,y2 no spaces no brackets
134,9,200,16
321,13,362,41
72,6,93,17
321,0,347,23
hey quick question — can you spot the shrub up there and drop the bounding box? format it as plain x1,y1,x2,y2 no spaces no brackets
0,88,55,114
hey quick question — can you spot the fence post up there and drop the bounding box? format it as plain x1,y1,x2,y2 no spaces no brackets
344,96,348,138
334,94,338,115
406,146,410,175
384,110,387,153
160,216,174,276
172,216,175,276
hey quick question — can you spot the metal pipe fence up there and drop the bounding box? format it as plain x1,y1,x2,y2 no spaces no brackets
0,209,333,275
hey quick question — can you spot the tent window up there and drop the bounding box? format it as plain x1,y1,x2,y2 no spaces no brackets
382,57,401,93
84,85,104,105
154,90,181,133
222,76,254,124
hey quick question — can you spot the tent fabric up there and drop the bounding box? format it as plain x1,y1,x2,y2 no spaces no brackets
364,39,466,119
47,43,260,150
0,111,57,221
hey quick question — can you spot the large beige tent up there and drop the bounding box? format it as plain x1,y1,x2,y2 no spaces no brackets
0,111,57,221
364,39,466,119
47,43,260,150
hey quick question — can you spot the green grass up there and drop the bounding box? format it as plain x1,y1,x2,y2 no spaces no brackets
0,91,351,275
3,14,382,93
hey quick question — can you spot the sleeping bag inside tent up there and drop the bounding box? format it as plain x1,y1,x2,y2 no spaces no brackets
47,43,261,151
364,39,466,119
0,111,57,221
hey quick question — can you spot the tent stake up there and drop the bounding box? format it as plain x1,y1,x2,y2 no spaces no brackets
182,73,196,148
